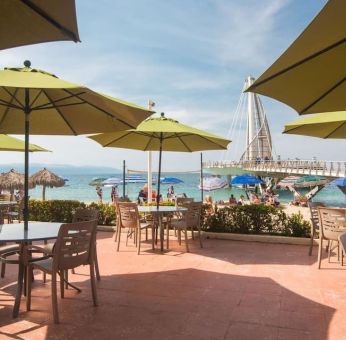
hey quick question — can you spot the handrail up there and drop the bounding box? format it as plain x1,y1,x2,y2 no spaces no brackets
203,159,346,178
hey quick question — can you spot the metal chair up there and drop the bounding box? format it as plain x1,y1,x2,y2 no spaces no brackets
170,202,203,252
26,220,98,324
317,207,346,268
307,202,325,256
116,202,154,254
339,232,346,266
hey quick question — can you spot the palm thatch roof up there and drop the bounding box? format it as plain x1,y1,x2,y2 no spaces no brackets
30,168,65,188
0,168,34,190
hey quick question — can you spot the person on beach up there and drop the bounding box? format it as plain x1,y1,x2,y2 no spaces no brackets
137,189,147,204
238,195,245,205
96,185,103,202
229,194,237,205
167,185,174,198
111,186,118,202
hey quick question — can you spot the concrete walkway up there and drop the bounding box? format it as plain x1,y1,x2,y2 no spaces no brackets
0,232,345,339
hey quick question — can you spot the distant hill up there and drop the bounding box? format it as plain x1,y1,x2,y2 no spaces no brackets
0,163,121,175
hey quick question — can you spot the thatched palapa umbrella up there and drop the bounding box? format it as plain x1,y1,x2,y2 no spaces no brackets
30,168,65,201
0,169,33,200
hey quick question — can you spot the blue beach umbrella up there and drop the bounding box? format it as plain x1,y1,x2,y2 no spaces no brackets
329,177,346,195
231,175,263,186
160,177,184,185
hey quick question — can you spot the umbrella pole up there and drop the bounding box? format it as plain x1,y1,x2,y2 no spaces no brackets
200,152,203,202
156,133,163,209
24,88,30,231
122,160,126,199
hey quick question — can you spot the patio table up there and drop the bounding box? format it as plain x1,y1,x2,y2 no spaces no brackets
138,206,187,251
0,222,62,318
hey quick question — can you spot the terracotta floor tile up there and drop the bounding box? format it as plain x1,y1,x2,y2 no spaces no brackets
0,232,343,339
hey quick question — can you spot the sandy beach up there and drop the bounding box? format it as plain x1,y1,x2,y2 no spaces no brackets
281,204,310,221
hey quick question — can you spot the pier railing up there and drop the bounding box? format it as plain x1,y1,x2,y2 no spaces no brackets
203,159,346,178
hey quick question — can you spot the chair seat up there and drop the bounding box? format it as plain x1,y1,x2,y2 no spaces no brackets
170,220,185,229
31,256,54,273
140,222,153,230
0,244,20,255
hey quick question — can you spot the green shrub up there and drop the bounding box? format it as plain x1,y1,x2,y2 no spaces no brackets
201,204,310,238
29,200,115,225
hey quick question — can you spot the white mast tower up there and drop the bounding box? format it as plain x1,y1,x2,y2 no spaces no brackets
241,76,273,161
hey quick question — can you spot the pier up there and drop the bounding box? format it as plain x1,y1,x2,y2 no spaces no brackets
203,159,346,178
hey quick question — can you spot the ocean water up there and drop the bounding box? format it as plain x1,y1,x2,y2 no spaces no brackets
28,173,346,207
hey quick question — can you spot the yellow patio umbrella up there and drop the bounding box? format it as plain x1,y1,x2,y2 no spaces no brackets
0,61,153,229
246,0,346,114
0,134,49,152
89,113,231,207
0,0,80,50
283,111,346,138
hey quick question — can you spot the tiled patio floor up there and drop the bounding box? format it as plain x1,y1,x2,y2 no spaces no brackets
0,232,345,340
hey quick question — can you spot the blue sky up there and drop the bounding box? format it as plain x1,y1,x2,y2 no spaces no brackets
1,0,344,171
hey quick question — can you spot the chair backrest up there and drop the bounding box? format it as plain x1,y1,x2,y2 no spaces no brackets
308,201,325,232
176,197,194,208
73,208,99,223
53,220,97,271
339,232,346,254
117,202,139,230
318,207,346,241
185,202,202,228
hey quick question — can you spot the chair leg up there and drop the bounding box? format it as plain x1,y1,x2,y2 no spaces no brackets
166,223,169,250
198,226,203,248
318,237,323,269
184,228,189,252
191,227,195,240
65,270,69,290
51,271,59,324
1,262,6,278
328,240,332,262
60,270,65,298
309,232,314,256
94,244,101,281
89,263,98,307
151,226,155,250
137,227,141,255
117,226,122,252
26,265,32,311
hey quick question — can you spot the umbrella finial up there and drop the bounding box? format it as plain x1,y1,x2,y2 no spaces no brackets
24,60,31,68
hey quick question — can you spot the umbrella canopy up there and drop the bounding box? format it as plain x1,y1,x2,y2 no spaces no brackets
294,175,328,188
277,176,301,189
89,112,231,211
231,175,263,186
283,111,346,138
89,113,230,152
199,177,228,191
160,177,184,185
0,134,49,152
0,0,80,50
246,0,346,114
0,61,153,229
329,177,346,195
89,177,107,186
0,169,34,200
30,168,65,200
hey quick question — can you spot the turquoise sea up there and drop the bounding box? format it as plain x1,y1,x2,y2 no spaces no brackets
28,173,346,207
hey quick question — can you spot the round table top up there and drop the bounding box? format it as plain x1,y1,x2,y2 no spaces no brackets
0,201,18,205
138,206,187,213
0,222,62,242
